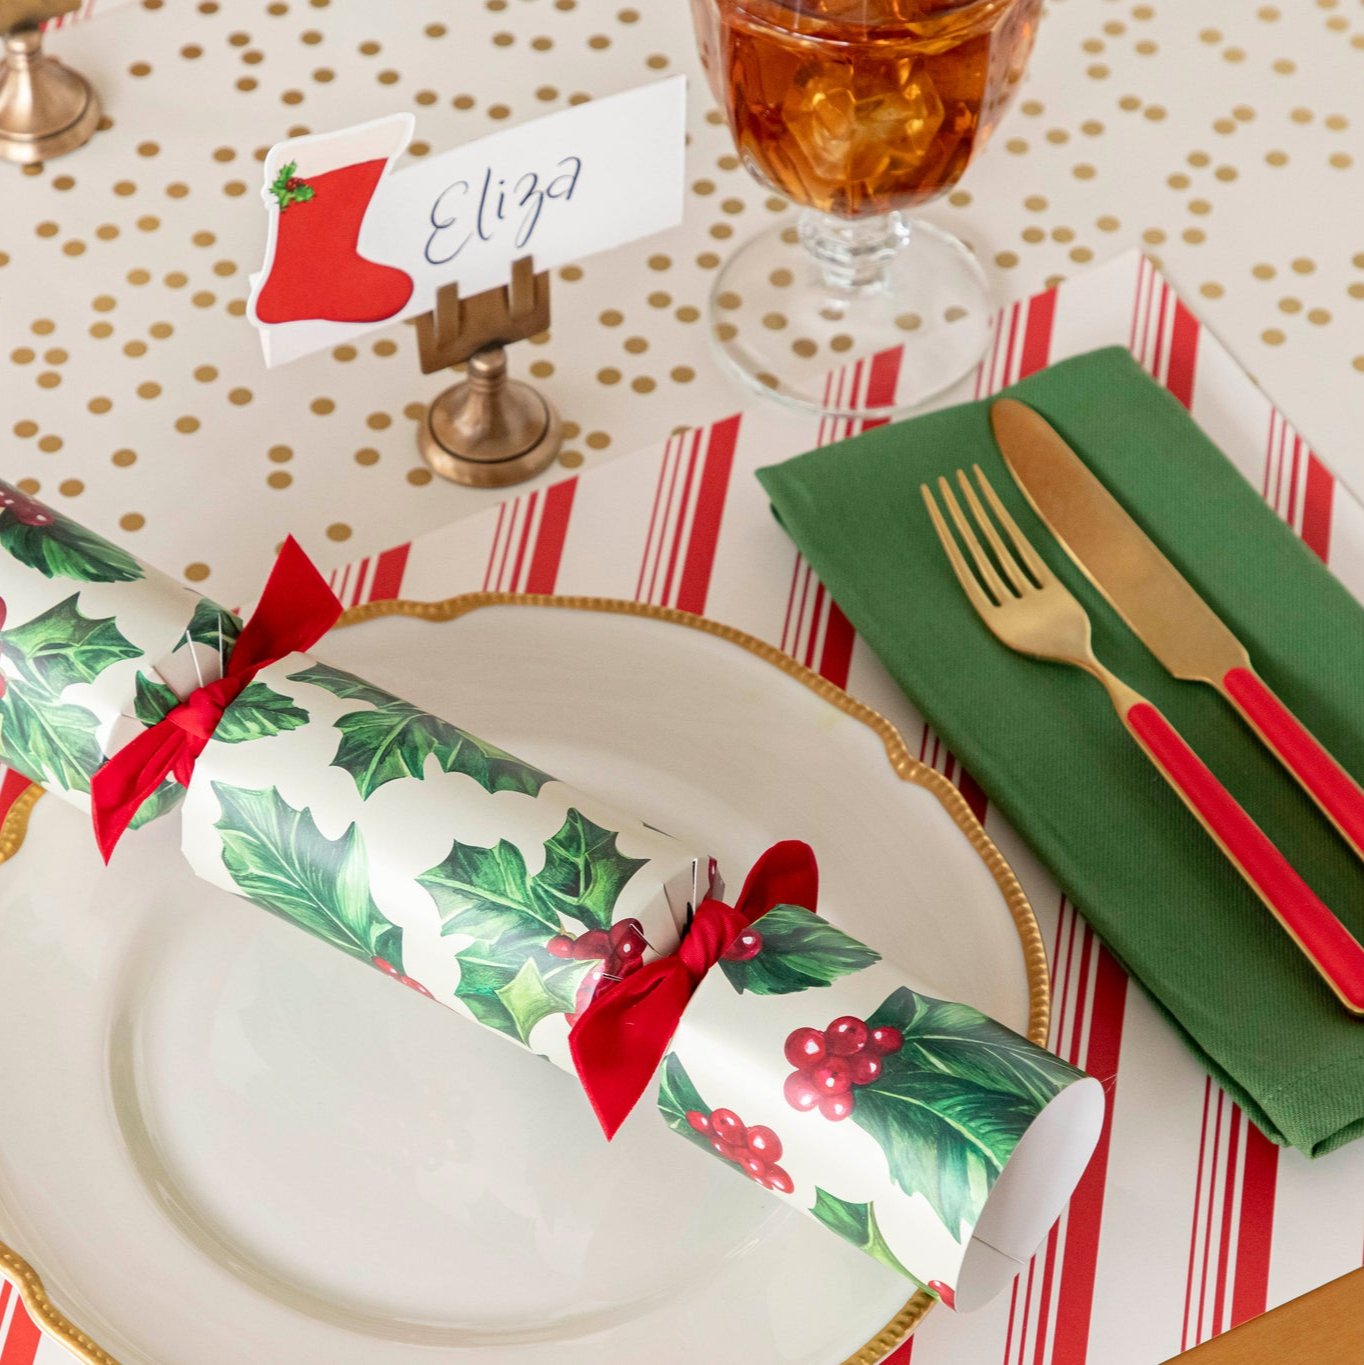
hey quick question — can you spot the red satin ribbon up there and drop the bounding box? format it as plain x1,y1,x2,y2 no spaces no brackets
569,839,819,1139
91,536,342,862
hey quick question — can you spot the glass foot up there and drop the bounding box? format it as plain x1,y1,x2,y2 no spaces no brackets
707,212,992,419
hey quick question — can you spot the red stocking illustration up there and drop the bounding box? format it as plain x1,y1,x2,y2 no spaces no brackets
254,118,414,326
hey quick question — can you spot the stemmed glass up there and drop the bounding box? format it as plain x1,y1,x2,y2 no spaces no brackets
691,0,1043,418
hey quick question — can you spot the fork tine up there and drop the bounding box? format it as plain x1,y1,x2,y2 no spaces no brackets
971,465,1055,586
937,475,1013,605
955,468,1027,596
920,484,998,620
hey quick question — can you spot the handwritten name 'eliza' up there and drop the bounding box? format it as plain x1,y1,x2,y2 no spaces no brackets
425,157,582,265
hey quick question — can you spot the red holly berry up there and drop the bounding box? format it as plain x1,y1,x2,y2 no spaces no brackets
784,1026,827,1070
372,957,399,977
685,1110,711,1136
765,1165,794,1194
710,1108,745,1145
745,1125,782,1161
722,928,763,962
784,1071,820,1112
868,1025,904,1056
397,974,434,999
712,1138,745,1165
810,1056,853,1096
739,1151,768,1180
826,1015,869,1056
0,488,53,527
928,1280,956,1310
818,1092,856,1122
545,935,576,959
572,929,612,960
851,1053,883,1086
609,918,646,963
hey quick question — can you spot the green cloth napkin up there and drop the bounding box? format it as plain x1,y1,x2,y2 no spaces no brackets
757,345,1364,1157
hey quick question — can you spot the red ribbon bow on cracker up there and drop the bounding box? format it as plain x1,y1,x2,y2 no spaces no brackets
91,536,341,861
569,839,819,1139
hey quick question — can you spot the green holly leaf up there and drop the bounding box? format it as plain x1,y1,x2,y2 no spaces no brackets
215,681,309,744
495,958,583,1046
421,809,648,940
853,1069,1035,1242
129,779,185,830
850,986,1066,1241
809,1190,924,1286
211,782,404,971
719,905,880,996
289,661,552,800
656,1054,716,1156
535,809,649,933
452,928,591,1044
0,490,143,584
183,598,242,654
0,683,103,792
871,989,1082,1110
421,836,560,938
134,671,180,726
268,161,316,212
1,595,140,695
419,809,648,1044
287,662,392,708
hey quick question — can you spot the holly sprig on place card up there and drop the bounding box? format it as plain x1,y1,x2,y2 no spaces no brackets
269,161,315,212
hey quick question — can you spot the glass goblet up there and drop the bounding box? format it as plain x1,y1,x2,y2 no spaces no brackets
691,0,1043,418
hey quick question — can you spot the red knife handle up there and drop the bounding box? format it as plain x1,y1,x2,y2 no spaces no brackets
1222,666,1364,865
1125,700,1364,1015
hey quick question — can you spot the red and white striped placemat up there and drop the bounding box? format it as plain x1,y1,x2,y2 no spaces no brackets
5,249,1363,1364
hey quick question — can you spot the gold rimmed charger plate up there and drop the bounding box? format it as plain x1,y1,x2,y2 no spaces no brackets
0,594,1049,1365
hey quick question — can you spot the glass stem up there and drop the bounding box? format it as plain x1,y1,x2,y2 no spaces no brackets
799,210,911,292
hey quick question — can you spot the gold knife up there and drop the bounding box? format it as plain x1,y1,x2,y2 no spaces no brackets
991,397,1364,868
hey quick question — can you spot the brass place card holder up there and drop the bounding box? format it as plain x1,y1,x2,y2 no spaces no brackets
414,254,562,489
0,0,100,165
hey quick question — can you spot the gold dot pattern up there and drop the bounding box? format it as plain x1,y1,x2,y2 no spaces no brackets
0,0,1360,594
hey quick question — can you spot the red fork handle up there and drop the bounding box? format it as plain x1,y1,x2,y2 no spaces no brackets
1125,700,1364,1015
1222,666,1364,866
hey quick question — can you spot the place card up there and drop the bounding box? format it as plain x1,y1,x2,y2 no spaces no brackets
247,76,688,366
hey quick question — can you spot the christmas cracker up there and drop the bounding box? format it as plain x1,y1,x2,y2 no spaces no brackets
0,485,1102,1308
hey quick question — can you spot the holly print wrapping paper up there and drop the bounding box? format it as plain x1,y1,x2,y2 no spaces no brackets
665,907,1105,1311
175,652,703,1073
0,481,226,812
0,501,1103,1302
0,491,703,1072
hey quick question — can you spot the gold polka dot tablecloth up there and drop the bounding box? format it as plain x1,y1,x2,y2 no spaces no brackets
1,0,1362,600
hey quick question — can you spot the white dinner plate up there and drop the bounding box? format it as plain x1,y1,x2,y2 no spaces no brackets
0,597,1045,1365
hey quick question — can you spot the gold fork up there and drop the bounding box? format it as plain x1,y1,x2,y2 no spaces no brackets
923,466,1364,1016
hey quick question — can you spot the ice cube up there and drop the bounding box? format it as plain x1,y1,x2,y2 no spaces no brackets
783,61,946,186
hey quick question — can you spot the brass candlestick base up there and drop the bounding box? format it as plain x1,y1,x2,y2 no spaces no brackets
414,255,561,489
419,347,561,489
0,23,100,165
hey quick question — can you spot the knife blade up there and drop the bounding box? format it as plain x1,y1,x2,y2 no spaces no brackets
991,397,1364,866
